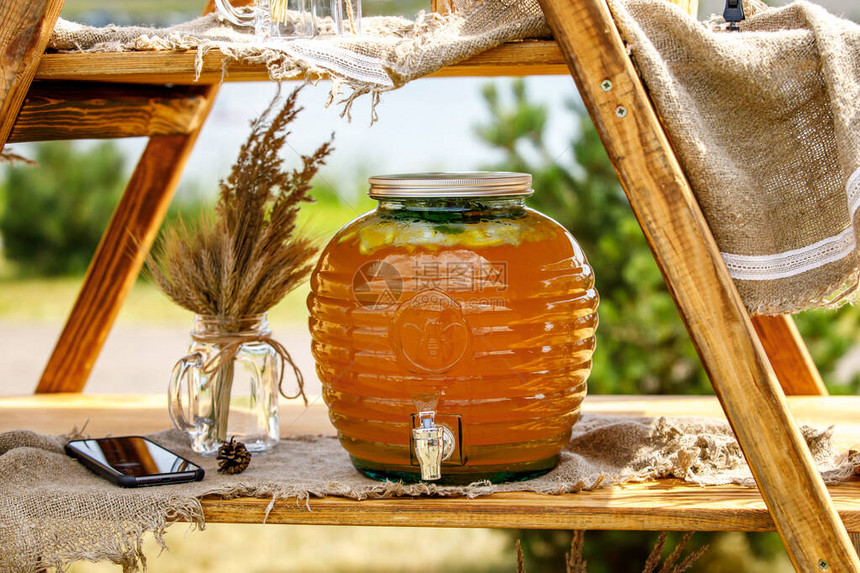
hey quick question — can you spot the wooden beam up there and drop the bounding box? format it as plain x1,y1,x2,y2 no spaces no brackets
672,0,698,17
0,394,335,437
431,0,454,14
204,0,252,15
8,82,210,142
753,315,828,396
656,0,824,401
34,41,569,84
428,40,568,78
537,0,860,570
36,51,272,84
36,87,218,393
0,0,66,151
36,2,223,393
8,393,860,443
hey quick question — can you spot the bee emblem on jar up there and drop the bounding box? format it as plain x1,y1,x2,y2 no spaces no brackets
392,290,472,374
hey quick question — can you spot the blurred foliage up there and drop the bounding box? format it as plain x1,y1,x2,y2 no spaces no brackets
477,79,708,395
514,530,790,573
0,141,206,277
475,78,860,572
794,304,860,394
0,141,125,276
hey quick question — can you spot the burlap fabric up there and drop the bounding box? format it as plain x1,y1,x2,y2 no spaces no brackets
48,1,550,117
612,0,860,313
0,415,853,572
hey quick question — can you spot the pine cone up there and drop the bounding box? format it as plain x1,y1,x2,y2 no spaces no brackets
849,449,860,476
217,438,251,474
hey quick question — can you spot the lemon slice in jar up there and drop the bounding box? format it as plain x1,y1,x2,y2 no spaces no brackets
357,220,531,254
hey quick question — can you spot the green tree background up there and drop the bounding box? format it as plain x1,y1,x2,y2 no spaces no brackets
0,141,204,277
0,142,125,276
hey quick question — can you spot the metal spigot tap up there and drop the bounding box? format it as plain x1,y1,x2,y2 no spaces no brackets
412,410,455,481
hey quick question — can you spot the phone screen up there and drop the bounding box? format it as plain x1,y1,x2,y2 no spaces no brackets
67,437,198,477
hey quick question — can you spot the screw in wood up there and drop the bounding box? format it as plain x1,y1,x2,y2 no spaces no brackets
615,106,628,118
600,79,613,91
818,559,829,570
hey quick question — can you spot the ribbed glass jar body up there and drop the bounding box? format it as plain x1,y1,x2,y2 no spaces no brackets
308,174,598,484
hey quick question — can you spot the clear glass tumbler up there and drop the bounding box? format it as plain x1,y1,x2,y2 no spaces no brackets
214,0,315,40
168,314,281,455
314,0,362,35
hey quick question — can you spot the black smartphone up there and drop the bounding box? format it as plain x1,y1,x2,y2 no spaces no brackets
65,436,205,488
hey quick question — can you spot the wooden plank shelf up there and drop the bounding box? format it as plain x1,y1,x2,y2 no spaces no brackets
34,39,567,85
8,81,210,142
4,393,860,532
200,482,860,533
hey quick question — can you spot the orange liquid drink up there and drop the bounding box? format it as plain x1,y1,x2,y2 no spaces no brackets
308,173,598,484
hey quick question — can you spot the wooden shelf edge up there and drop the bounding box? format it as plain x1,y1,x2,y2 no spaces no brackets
9,82,210,142
34,40,567,85
198,480,860,532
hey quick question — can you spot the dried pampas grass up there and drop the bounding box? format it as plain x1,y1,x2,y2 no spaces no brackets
516,531,707,573
641,532,708,573
147,85,333,320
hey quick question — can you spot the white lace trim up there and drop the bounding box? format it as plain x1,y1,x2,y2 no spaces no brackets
721,166,860,281
282,41,394,87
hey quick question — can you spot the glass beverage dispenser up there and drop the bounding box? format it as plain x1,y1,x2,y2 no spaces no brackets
308,172,598,484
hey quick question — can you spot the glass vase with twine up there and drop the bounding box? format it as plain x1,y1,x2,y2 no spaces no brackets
168,313,305,455
146,87,333,457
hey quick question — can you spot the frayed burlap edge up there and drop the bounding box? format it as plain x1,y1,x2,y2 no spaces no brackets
0,496,205,573
48,3,550,122
1,415,854,572
738,255,860,315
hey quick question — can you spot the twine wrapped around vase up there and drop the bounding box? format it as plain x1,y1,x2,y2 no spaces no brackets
169,313,294,452
194,328,307,404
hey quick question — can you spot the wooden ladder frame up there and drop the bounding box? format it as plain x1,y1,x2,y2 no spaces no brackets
538,0,857,570
0,0,855,570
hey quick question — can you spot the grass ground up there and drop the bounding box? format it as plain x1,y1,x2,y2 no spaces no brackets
61,526,793,573
0,271,313,326
0,192,373,326
67,525,515,573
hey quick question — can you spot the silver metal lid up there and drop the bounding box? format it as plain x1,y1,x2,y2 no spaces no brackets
368,172,533,198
